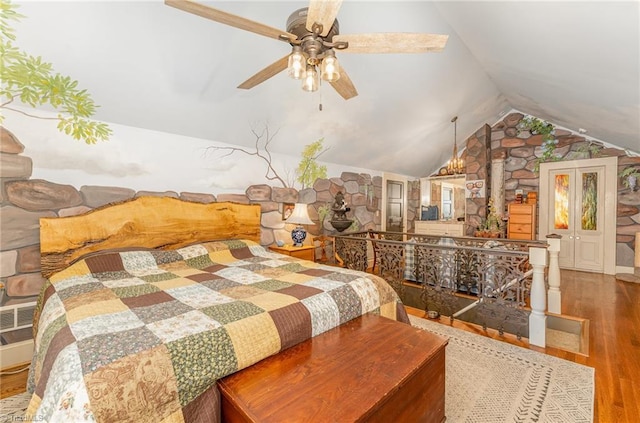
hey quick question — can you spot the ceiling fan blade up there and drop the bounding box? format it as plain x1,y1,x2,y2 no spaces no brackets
329,65,358,100
306,0,343,37
334,33,449,54
238,55,290,90
165,0,297,41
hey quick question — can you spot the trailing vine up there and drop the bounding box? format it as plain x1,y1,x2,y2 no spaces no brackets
517,116,558,173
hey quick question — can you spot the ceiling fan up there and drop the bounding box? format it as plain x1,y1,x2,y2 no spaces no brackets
165,0,448,100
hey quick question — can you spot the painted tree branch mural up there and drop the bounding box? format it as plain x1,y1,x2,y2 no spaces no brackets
206,124,328,189
205,125,289,188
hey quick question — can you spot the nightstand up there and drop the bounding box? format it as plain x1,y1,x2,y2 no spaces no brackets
269,244,315,261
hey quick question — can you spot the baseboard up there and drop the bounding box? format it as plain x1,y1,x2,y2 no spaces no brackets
616,265,635,274
0,339,34,369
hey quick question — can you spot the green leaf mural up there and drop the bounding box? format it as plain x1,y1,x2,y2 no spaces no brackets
0,0,111,144
296,138,328,189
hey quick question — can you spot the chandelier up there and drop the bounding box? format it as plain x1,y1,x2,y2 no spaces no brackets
446,116,465,175
284,9,348,93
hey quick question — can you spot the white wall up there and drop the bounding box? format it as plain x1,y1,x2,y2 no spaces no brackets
3,108,381,194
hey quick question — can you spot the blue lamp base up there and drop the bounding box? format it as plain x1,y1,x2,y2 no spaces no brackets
291,226,307,247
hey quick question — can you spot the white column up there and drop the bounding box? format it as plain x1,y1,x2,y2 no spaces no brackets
491,156,506,218
528,246,547,347
546,235,562,314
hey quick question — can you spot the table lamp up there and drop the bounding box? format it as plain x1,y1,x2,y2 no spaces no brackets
286,203,314,246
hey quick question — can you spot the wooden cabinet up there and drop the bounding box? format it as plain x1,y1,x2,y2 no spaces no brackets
269,244,315,261
415,221,465,237
507,203,536,240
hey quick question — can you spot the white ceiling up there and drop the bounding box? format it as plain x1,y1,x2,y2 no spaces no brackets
9,1,640,178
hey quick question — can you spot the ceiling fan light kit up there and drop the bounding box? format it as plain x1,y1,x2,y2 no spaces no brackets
165,0,449,99
282,8,345,92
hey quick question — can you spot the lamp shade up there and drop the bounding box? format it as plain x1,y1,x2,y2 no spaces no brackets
286,203,314,246
286,203,314,225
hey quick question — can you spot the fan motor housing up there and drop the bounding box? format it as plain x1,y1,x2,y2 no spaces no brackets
286,8,339,41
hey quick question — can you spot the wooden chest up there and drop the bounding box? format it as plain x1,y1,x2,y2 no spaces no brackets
217,314,448,423
507,203,537,240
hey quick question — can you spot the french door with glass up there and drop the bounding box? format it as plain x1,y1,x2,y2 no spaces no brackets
539,157,617,274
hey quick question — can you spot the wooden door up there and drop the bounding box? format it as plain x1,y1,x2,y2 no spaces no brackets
545,168,604,271
382,172,408,235
539,157,618,274
386,180,404,232
573,166,606,271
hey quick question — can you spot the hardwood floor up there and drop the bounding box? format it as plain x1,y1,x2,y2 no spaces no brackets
0,362,29,399
407,269,640,423
2,270,639,422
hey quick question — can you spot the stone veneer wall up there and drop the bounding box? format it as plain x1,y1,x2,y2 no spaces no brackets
491,112,640,266
461,124,492,236
0,128,382,308
413,113,638,266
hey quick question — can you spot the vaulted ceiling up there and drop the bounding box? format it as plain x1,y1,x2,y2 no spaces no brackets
10,1,640,177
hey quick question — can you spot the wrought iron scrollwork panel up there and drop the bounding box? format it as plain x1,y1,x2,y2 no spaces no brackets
474,250,531,337
455,248,479,295
333,231,540,339
476,251,530,305
373,240,406,299
335,237,368,272
475,302,529,339
414,244,459,317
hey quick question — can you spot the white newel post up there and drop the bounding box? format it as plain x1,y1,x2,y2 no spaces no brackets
546,235,562,314
529,246,547,347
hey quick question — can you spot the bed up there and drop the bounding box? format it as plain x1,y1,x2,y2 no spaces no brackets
26,197,408,423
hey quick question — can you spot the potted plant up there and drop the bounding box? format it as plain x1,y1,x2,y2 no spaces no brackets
474,198,503,238
619,166,640,191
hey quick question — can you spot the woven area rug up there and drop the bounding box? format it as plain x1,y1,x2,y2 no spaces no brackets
1,318,594,422
410,315,594,423
0,392,29,423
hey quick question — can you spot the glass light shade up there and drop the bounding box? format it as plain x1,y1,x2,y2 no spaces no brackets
321,52,340,82
287,46,305,80
302,65,319,92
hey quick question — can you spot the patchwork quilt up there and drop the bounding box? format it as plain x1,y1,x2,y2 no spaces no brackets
26,240,408,423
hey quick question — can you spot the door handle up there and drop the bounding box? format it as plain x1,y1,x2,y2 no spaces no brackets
569,235,574,239
575,236,581,240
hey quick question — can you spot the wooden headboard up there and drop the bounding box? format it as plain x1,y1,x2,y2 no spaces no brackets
40,196,262,278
